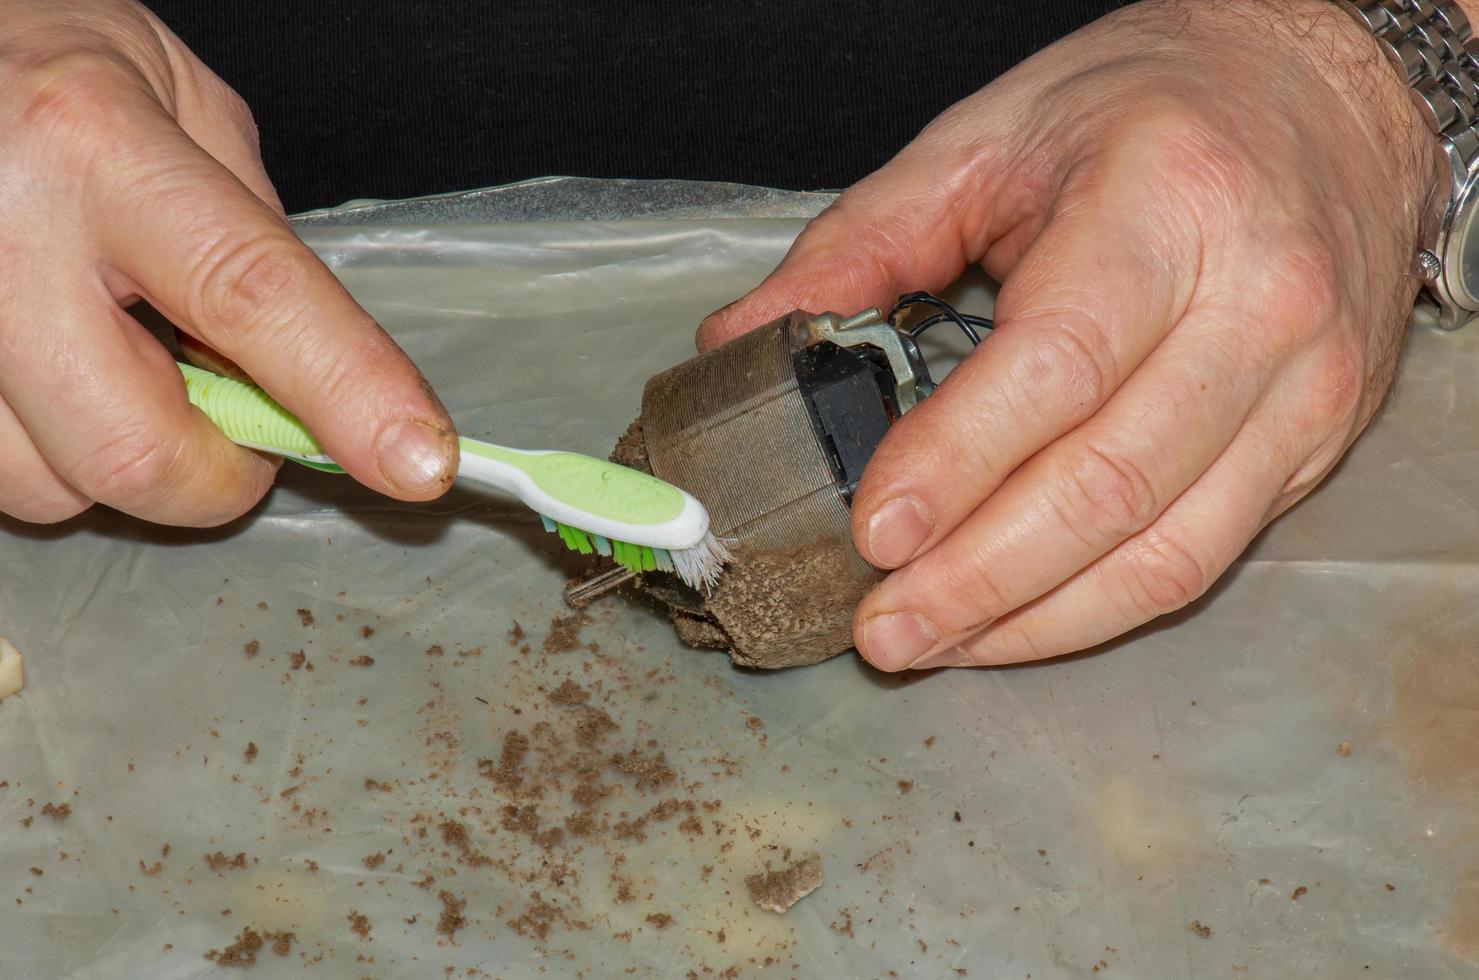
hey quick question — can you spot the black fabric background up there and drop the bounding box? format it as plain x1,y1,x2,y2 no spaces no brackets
144,2,1133,213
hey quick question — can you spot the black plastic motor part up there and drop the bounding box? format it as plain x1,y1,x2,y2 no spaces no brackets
793,337,933,503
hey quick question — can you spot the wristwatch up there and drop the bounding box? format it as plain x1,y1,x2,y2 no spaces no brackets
1334,0,1479,329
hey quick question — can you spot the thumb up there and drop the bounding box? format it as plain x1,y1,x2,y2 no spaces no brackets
695,116,1018,352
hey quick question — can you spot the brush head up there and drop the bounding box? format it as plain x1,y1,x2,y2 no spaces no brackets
543,517,732,593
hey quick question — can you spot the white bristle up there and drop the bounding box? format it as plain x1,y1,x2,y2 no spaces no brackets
592,534,612,557
669,532,735,593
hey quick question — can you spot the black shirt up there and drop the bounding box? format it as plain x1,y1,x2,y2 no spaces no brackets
146,2,1132,213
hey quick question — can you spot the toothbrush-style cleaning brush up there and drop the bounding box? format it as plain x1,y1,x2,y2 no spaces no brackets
177,363,733,591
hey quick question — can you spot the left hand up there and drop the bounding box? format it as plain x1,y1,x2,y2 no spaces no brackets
696,0,1436,670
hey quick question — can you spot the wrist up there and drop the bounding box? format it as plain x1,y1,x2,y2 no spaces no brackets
1167,0,1442,247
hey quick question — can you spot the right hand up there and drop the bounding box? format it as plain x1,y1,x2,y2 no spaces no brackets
0,0,458,528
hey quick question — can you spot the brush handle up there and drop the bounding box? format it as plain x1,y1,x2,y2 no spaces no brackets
178,363,345,472
178,363,710,549
456,439,707,549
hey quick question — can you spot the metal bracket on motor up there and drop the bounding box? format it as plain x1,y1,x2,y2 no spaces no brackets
803,309,933,414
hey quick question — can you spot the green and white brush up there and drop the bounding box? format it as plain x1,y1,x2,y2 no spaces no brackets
177,363,732,591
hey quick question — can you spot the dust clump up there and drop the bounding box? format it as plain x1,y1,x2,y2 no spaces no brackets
204,851,247,871
745,852,823,912
548,680,590,704
436,890,467,940
543,612,592,654
203,925,295,967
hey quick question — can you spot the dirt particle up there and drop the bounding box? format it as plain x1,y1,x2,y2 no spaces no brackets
508,893,571,940
243,742,258,763
436,890,467,940
360,626,375,639
204,852,248,872
500,804,540,834
610,750,675,792
289,651,308,671
425,644,444,657
1188,920,1213,939
478,731,530,791
243,640,259,659
139,860,163,877
745,852,823,913
543,612,591,654
548,680,590,705
924,736,936,748
1386,883,1397,892
348,910,372,940
204,927,264,968
348,655,375,668
296,609,315,627
457,646,482,658
746,716,764,730
1337,742,1353,757
897,780,914,794
40,802,70,822
363,852,385,870
508,621,526,646
1291,886,1308,901
575,707,619,747
644,912,674,930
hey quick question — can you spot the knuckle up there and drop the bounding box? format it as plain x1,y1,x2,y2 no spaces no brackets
934,546,1014,630
1301,335,1366,427
968,622,1051,665
218,85,257,133
11,49,135,143
67,428,185,510
1114,96,1251,210
1055,442,1160,542
1120,530,1211,618
191,233,313,338
1261,231,1343,334
1010,316,1116,414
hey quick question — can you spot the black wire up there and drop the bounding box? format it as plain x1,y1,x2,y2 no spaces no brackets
888,290,992,346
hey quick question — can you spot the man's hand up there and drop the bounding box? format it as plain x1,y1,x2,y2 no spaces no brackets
0,0,457,528
698,0,1438,670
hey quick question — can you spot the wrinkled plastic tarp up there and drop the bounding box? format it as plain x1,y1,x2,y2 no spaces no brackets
3,178,1479,978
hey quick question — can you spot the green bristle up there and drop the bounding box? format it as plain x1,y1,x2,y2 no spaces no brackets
611,539,658,574
557,522,595,555
547,520,672,577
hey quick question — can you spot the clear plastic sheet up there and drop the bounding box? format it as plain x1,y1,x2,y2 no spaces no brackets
3,179,1479,978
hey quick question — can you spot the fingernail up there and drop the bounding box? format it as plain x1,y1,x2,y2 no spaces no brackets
866,495,934,568
860,612,939,671
376,419,454,494
907,646,973,671
700,298,740,327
